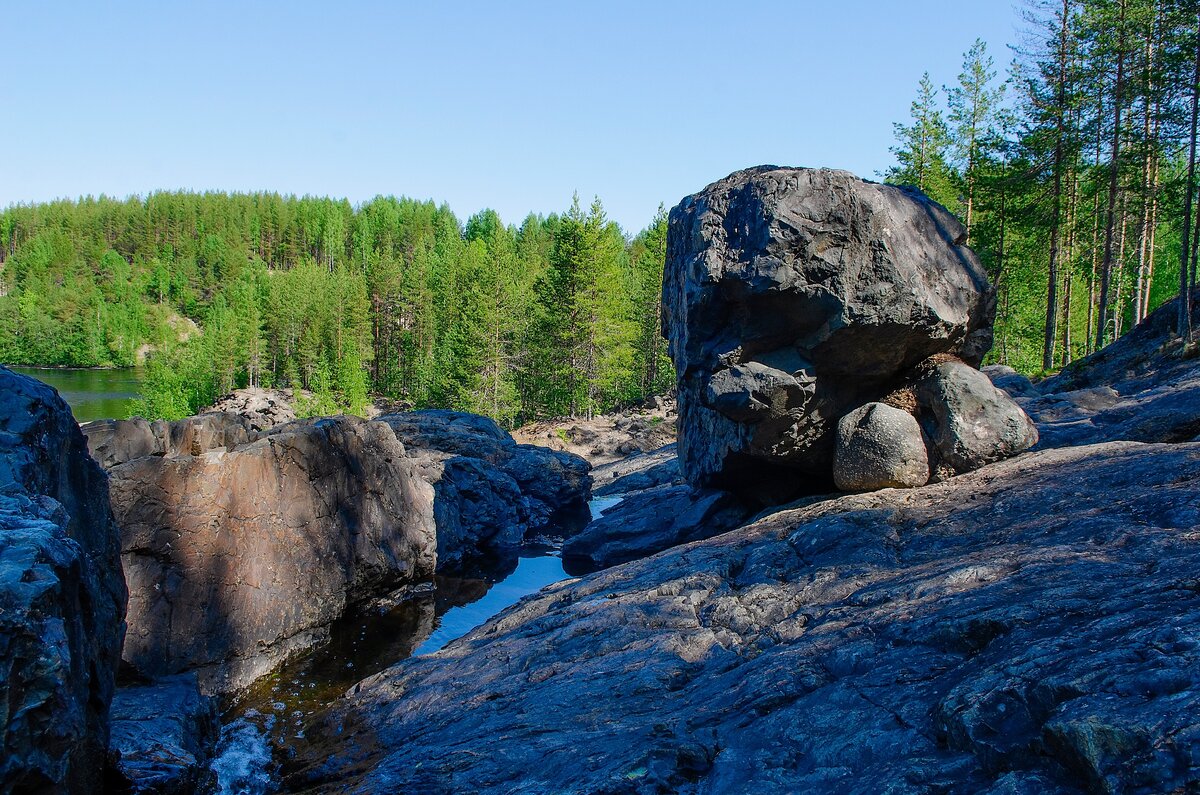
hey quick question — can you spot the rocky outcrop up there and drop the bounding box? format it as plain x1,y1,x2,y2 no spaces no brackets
86,409,590,693
996,290,1200,450
82,412,257,468
663,166,1034,498
512,395,676,465
106,674,218,794
285,439,1200,794
377,411,592,568
592,443,682,497
0,367,126,793
202,387,299,432
562,484,749,574
105,416,438,693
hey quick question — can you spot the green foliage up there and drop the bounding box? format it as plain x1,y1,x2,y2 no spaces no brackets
1,190,672,424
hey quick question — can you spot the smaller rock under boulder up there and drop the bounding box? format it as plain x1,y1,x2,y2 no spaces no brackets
833,402,929,491
82,412,257,469
914,359,1039,480
106,674,218,795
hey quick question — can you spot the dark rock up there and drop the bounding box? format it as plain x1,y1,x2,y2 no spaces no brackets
106,674,218,794
663,166,995,497
832,402,929,490
913,358,1038,480
1015,291,1200,450
565,483,750,575
0,366,126,794
286,441,1200,794
378,411,592,561
592,443,682,497
108,416,438,693
981,364,1038,397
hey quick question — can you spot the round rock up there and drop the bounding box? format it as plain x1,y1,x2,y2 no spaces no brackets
833,402,930,491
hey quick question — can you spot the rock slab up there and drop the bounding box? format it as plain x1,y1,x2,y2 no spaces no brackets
0,366,127,793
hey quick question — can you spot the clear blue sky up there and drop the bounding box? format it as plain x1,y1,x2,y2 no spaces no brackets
3,1,1021,233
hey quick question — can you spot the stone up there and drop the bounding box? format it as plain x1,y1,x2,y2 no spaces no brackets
981,364,1038,397
283,440,1200,794
203,386,300,431
562,484,750,574
0,367,126,794
82,412,258,469
106,416,438,693
913,358,1039,480
106,674,218,794
832,402,929,491
663,166,995,497
1011,290,1200,450
592,443,682,497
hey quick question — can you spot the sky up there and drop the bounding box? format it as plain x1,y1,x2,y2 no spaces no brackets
2,1,1023,233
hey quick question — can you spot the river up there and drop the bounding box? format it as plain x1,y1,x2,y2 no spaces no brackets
6,366,143,422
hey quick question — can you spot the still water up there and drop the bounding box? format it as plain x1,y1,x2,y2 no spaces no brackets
212,496,624,794
6,366,143,422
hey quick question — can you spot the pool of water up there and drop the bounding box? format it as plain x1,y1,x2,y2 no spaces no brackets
6,366,143,422
210,530,618,794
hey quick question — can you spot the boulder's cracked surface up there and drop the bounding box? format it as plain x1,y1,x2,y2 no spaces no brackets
86,409,591,694
286,440,1200,794
0,366,126,794
662,166,1034,498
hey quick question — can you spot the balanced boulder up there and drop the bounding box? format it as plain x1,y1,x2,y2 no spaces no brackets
663,166,1031,495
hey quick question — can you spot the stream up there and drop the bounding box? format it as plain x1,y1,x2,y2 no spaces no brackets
210,495,624,794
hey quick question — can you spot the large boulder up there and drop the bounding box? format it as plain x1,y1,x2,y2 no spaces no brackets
104,416,438,693
0,367,127,793
663,166,1003,496
913,358,1039,480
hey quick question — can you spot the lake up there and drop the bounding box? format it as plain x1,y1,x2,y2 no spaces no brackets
5,366,144,422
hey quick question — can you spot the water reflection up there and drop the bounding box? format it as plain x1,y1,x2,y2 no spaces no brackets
216,546,571,786
6,366,143,421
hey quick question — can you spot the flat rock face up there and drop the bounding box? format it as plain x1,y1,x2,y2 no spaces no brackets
286,440,1200,794
663,166,998,495
0,367,126,793
107,416,438,693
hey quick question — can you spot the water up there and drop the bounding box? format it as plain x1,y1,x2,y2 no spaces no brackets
5,366,143,422
209,521,622,794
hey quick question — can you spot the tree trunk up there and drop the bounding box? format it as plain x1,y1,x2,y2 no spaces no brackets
1043,0,1072,371
1096,0,1128,350
1181,10,1200,337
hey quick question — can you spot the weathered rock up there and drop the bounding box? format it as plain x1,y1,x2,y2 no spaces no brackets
0,367,126,793
204,386,300,431
106,674,218,794
377,411,592,564
82,412,258,468
981,364,1038,397
913,358,1039,480
593,443,682,497
286,440,1200,794
832,402,929,491
663,166,995,497
107,416,438,693
512,395,677,466
562,484,750,574
1010,290,1200,450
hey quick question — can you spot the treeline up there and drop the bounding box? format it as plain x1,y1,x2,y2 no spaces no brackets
0,192,671,423
887,0,1200,373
